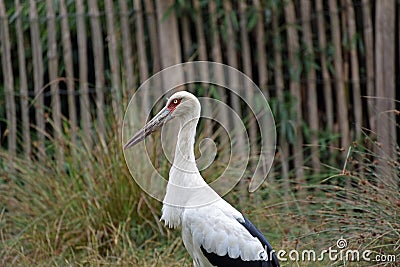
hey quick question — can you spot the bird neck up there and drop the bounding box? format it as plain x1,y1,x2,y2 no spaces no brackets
162,114,220,229
161,116,201,228
172,117,199,175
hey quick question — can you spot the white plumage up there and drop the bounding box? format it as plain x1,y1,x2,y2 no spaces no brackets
124,91,279,267
182,203,267,263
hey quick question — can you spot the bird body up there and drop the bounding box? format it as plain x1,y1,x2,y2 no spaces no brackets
182,202,276,267
124,91,279,267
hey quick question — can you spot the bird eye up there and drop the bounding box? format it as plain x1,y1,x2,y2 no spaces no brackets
167,98,181,111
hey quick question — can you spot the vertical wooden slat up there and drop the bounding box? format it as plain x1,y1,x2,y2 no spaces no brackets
181,15,195,85
209,1,223,65
143,0,162,108
0,0,17,162
75,0,92,148
30,0,45,159
223,0,239,82
180,11,195,99
193,0,212,137
361,0,375,130
239,1,252,80
375,0,396,185
284,0,305,184
15,0,31,159
155,0,183,155
315,0,334,141
223,0,244,153
239,1,257,155
133,0,150,112
193,0,208,65
181,14,192,61
328,0,350,153
144,0,161,73
209,0,230,151
223,0,247,201
119,0,135,103
143,0,160,74
156,0,184,90
134,0,149,83
340,0,349,87
346,0,362,138
253,0,268,97
88,0,106,143
300,0,320,173
46,0,63,163
105,0,123,128
60,0,77,150
272,3,289,191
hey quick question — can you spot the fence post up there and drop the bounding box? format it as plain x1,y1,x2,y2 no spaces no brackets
284,0,305,190
15,0,31,160
328,0,350,157
253,0,268,98
361,0,375,130
75,0,92,149
315,0,334,155
88,0,106,147
30,0,46,159
0,0,17,168
239,1,257,161
208,0,230,161
375,0,397,187
59,0,78,149
105,0,123,130
46,0,63,164
301,0,320,173
272,2,289,192
133,0,150,114
119,0,135,105
144,0,161,73
346,0,362,139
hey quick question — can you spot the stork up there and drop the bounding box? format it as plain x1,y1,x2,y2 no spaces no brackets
124,91,279,267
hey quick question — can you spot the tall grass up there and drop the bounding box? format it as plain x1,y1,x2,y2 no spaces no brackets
1,113,398,266
315,135,400,264
0,119,166,265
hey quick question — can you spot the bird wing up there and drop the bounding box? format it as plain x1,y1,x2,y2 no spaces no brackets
238,215,280,267
182,200,279,267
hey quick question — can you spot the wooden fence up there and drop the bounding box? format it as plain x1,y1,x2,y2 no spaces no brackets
0,0,398,185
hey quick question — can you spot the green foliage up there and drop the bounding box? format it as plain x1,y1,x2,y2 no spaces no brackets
270,93,297,144
246,5,258,31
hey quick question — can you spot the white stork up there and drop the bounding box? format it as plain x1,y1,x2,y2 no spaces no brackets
124,91,279,267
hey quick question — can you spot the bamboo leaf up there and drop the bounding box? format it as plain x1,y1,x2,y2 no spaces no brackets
247,7,258,30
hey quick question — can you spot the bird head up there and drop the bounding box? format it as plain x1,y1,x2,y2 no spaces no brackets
124,91,200,150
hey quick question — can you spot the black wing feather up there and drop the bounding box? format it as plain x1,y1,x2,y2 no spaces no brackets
239,215,280,267
200,246,272,267
200,214,279,267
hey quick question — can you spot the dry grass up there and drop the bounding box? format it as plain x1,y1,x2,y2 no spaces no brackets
0,122,398,266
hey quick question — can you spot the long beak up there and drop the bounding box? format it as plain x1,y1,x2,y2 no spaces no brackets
124,107,173,150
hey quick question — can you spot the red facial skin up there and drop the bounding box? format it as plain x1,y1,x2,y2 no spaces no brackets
167,98,182,111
